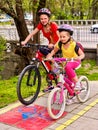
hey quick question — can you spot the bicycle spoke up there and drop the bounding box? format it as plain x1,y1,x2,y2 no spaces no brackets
47,87,66,119
17,65,41,105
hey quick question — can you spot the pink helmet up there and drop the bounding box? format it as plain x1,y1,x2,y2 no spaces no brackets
38,8,51,17
58,24,73,35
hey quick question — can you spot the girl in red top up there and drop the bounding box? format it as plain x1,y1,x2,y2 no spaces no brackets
21,8,59,56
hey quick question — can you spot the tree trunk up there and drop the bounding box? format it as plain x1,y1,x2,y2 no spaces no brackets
91,0,98,19
15,0,30,42
67,0,75,18
14,18,29,42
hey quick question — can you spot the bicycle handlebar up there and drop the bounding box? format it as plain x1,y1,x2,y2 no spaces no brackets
54,58,75,62
22,43,48,49
44,57,75,62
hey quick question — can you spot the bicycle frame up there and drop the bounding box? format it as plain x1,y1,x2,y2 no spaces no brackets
34,49,51,72
17,44,58,105
28,44,58,82
64,82,75,96
53,57,78,96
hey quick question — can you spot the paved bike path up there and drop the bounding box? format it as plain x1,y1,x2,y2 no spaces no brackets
0,81,98,130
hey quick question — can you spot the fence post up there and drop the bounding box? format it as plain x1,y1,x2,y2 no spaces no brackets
96,44,98,65
76,27,80,41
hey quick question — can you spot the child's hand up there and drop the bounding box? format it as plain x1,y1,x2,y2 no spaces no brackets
46,53,53,60
48,44,54,48
74,57,81,61
21,41,26,46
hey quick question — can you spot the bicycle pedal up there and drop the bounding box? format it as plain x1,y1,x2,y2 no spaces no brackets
75,90,81,94
42,86,54,93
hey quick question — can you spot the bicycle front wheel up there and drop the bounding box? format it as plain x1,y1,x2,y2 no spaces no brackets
47,87,66,119
17,65,41,105
77,76,90,103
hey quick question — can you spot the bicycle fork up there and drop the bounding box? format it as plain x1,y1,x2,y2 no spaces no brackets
53,85,64,104
59,74,75,96
59,85,65,104
54,74,65,104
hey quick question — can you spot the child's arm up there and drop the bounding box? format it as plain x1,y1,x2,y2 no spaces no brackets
46,47,59,59
76,48,85,60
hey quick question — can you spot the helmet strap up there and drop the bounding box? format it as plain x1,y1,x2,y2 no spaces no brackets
62,37,71,45
43,21,50,27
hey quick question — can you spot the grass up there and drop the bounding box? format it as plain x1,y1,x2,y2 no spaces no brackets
0,21,11,25
0,76,19,108
0,59,98,108
76,59,98,80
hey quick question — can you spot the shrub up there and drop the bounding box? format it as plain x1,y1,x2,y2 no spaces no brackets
0,36,6,58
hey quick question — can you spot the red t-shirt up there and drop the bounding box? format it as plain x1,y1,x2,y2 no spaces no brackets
37,22,59,44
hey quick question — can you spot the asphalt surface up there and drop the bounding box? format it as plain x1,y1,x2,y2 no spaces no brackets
0,81,98,130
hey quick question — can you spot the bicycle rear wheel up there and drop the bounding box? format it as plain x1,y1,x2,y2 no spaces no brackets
77,76,90,102
17,65,41,105
47,87,66,119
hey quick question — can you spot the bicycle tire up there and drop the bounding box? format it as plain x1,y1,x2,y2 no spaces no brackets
47,87,66,119
17,65,41,105
77,76,90,103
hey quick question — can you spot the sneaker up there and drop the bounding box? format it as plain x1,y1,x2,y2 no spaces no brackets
74,82,81,91
42,86,54,93
66,96,76,105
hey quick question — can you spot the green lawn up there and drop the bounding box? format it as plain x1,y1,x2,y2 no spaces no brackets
0,59,98,108
76,59,98,80
0,76,19,108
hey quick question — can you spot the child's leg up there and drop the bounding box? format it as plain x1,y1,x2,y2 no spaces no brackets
65,60,81,83
39,46,53,56
65,61,81,90
72,75,78,83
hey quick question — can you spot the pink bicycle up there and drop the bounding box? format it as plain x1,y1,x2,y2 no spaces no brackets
47,58,90,119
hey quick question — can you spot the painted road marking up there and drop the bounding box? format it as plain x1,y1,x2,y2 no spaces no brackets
0,105,67,130
0,92,45,115
56,99,98,130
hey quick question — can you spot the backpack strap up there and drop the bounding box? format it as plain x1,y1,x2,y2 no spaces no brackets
58,41,79,54
58,41,83,56
58,41,62,50
75,42,84,55
75,43,79,55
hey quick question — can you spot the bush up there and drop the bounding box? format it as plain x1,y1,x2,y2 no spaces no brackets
0,36,6,58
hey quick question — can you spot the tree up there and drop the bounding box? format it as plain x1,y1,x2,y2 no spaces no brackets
0,0,46,42
46,0,67,19
91,0,98,19
0,0,46,68
0,0,30,42
67,0,75,18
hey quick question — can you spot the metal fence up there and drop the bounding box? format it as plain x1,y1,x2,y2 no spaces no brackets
54,20,98,26
40,26,98,49
0,20,98,49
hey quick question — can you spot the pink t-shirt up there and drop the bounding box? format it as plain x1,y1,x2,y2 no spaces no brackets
37,22,59,44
